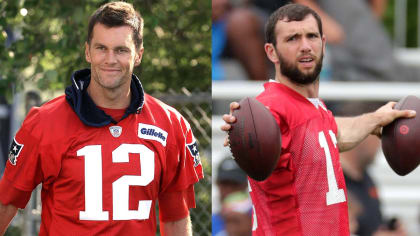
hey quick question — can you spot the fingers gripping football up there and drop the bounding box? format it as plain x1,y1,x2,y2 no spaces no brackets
375,101,416,127
371,101,415,138
225,97,281,181
221,102,240,146
382,96,420,176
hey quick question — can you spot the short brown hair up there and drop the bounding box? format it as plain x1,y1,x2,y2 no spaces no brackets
87,2,144,49
265,3,323,46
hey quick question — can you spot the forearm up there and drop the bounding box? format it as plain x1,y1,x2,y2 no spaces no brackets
160,215,192,236
335,113,380,152
0,202,18,235
336,101,416,152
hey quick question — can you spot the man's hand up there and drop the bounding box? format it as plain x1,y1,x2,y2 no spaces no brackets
336,101,416,152
221,102,240,146
371,102,416,137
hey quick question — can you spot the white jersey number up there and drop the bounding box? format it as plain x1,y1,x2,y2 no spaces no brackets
78,144,154,221
248,181,258,231
318,131,346,206
249,130,345,231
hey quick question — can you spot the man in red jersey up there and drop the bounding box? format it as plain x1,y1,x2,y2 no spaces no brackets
0,2,203,235
221,4,414,236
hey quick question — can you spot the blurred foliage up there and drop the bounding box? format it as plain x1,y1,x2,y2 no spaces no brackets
4,225,21,236
383,0,418,47
0,0,211,99
191,155,212,235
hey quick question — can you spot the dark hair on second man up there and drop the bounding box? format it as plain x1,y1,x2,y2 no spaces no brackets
265,3,323,46
87,1,144,50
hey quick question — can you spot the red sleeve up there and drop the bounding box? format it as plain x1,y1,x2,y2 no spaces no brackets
157,112,203,222
0,177,32,208
0,108,44,209
321,99,338,134
183,125,204,182
158,185,195,222
329,110,338,135
162,115,203,193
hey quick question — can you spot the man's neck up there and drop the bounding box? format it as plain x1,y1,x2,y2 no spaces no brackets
87,81,131,109
274,73,320,98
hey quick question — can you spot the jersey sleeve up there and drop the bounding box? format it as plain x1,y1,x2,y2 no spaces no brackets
0,108,44,208
158,113,204,222
328,109,338,135
158,185,195,222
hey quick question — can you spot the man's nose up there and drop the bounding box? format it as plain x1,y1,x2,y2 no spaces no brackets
105,51,117,64
300,38,312,53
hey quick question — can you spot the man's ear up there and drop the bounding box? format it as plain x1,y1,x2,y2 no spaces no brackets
85,42,91,63
135,47,144,66
265,43,279,64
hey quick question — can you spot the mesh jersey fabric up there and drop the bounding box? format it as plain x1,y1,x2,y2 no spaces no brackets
248,82,349,236
0,92,203,235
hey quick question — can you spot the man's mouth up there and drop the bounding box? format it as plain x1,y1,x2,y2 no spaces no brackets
299,58,313,62
298,56,315,68
101,68,121,73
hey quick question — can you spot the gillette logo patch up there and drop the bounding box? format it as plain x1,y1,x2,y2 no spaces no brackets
138,123,168,146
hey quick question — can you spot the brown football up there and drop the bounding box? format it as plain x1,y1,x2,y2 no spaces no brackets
382,95,420,176
228,97,281,181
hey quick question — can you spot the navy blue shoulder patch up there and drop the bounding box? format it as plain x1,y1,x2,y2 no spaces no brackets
9,138,24,165
187,141,200,167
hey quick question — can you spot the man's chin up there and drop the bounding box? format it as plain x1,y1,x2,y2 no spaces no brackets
289,72,319,85
96,76,120,88
99,71,121,79
298,67,315,75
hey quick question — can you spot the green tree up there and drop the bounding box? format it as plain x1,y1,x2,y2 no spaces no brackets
383,0,418,47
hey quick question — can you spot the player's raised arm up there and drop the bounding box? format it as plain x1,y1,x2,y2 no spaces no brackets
160,215,192,236
0,202,17,235
335,101,415,152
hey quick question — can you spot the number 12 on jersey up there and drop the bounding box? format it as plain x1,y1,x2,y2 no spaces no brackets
78,144,154,221
319,130,346,206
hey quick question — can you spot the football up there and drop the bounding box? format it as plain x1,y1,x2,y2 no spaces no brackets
382,95,420,176
228,97,281,181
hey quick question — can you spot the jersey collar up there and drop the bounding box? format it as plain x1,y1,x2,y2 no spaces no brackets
307,98,327,111
266,80,326,110
65,68,145,127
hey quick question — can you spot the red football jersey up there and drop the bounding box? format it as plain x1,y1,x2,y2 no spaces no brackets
249,82,349,236
0,93,203,235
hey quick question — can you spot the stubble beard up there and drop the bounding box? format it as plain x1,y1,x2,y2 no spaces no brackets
91,66,131,90
277,50,323,85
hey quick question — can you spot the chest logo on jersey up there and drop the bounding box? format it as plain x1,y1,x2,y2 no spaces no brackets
8,138,24,165
138,123,168,147
109,126,123,138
